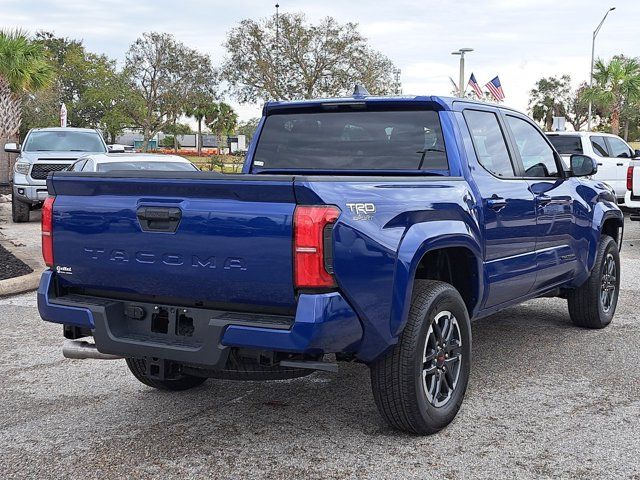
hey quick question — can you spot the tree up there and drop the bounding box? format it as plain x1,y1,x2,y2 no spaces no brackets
206,102,237,154
163,122,192,152
125,32,217,151
583,55,640,135
528,75,572,131
31,31,139,142
222,13,397,102
564,82,591,132
236,117,260,144
185,91,218,155
0,29,53,184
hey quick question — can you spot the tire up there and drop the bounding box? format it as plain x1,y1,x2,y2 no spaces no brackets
12,196,30,223
370,280,471,435
567,234,620,329
126,358,207,391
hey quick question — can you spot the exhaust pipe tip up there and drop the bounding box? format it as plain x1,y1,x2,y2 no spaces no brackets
63,339,122,360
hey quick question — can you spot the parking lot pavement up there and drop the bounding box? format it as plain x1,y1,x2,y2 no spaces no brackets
0,220,639,479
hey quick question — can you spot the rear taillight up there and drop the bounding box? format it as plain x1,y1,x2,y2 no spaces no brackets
627,166,634,191
293,205,340,289
41,196,55,268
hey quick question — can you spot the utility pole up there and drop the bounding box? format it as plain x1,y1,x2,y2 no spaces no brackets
587,7,615,131
451,48,474,97
275,3,280,100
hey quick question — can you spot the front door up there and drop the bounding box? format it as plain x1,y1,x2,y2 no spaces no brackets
604,135,634,199
504,114,576,291
590,135,626,199
461,109,537,308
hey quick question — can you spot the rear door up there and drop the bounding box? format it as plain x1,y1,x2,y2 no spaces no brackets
462,109,537,308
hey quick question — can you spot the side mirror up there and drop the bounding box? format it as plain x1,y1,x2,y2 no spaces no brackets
4,142,20,153
634,149,640,158
570,154,598,177
107,144,125,153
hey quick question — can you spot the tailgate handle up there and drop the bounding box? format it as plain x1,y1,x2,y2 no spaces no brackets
137,207,182,233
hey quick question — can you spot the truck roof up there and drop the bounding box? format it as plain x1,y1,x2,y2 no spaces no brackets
263,94,518,115
29,127,101,133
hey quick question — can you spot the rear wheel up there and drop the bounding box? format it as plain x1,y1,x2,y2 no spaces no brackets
12,196,30,223
567,234,620,329
370,280,471,434
126,358,207,391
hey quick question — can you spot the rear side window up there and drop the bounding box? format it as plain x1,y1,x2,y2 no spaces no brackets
253,110,448,171
464,110,514,177
591,136,609,157
547,135,583,155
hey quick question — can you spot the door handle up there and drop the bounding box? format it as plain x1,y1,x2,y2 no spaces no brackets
537,195,552,206
137,206,182,233
487,196,507,211
617,163,624,166
597,162,603,166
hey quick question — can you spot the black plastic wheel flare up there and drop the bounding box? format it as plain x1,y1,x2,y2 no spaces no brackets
422,310,463,407
600,252,617,313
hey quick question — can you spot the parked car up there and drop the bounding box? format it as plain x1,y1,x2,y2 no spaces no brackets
4,127,108,222
546,131,639,203
622,147,640,219
67,153,198,172
38,94,623,435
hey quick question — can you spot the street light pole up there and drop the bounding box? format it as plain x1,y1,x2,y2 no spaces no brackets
451,48,474,98
587,7,615,131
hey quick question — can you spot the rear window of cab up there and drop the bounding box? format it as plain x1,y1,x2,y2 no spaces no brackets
252,110,448,172
546,134,583,155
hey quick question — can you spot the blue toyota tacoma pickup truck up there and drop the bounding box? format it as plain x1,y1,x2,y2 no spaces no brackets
38,94,623,434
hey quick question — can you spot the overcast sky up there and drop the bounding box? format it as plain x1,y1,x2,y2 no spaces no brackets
2,0,637,121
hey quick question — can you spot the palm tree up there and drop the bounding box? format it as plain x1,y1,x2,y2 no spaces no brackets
206,102,238,155
185,92,217,156
584,56,640,135
0,30,54,184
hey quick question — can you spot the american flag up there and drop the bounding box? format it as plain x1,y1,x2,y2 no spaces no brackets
485,76,505,101
468,73,483,98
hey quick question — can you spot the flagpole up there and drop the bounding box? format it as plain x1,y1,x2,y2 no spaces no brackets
451,48,474,97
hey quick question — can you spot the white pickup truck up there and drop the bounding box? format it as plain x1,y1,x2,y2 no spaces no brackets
546,131,639,203
624,150,640,220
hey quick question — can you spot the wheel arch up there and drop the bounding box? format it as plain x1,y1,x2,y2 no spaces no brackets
390,221,483,339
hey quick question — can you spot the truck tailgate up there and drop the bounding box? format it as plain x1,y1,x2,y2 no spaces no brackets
48,173,297,311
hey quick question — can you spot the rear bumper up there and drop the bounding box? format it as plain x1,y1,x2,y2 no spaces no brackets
37,270,363,368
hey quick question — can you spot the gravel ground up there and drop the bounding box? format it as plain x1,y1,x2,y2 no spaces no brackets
0,244,33,280
0,219,639,479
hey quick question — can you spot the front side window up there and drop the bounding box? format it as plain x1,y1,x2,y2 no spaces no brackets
23,131,107,153
253,110,448,171
590,136,609,157
506,115,559,178
547,135,583,155
605,136,633,158
464,110,514,177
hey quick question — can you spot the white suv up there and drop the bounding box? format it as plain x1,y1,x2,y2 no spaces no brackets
546,131,638,203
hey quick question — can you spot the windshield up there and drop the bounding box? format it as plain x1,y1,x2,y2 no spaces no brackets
253,110,448,171
97,161,197,172
547,135,583,155
23,131,107,153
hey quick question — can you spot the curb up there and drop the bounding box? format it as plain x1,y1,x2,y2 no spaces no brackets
0,237,44,297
